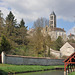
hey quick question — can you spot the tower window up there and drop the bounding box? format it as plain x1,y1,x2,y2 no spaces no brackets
46,27,47,31
50,21,53,24
50,16,53,20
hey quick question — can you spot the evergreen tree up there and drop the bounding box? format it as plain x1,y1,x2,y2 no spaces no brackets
14,19,28,45
55,36,64,51
5,11,17,36
6,11,14,21
6,11,17,26
0,36,11,53
19,19,25,27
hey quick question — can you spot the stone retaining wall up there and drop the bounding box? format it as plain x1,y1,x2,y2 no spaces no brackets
4,54,64,65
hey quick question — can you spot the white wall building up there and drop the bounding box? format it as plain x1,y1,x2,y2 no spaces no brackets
60,42,75,57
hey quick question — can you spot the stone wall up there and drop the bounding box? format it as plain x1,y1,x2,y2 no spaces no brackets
4,54,64,65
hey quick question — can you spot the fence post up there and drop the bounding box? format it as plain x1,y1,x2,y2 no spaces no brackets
1,51,5,64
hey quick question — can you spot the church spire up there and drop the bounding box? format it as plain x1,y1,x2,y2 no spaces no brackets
49,11,56,28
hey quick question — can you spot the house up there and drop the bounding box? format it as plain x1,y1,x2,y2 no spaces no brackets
60,42,75,57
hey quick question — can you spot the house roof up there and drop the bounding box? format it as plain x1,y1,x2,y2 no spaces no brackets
69,42,75,48
51,28,66,32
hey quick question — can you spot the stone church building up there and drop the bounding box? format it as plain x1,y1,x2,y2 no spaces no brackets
42,11,66,41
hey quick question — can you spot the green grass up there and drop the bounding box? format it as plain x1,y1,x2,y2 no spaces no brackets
0,64,64,73
69,72,75,75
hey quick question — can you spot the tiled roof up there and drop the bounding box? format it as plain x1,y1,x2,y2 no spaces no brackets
69,42,75,48
51,28,66,32
64,52,75,62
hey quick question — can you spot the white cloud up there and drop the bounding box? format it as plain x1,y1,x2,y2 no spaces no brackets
0,0,75,24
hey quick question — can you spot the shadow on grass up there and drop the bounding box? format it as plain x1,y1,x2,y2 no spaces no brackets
0,70,8,75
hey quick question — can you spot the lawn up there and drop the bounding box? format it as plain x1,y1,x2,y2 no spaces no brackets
69,72,75,75
0,64,64,74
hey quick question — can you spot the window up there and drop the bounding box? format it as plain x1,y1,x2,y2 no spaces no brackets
50,21,53,24
50,16,53,20
46,27,47,31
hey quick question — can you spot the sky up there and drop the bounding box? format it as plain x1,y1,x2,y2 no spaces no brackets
0,0,75,35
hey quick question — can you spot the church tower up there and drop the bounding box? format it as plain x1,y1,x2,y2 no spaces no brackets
49,11,56,28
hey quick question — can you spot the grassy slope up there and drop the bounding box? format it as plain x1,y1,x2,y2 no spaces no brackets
0,64,64,73
69,72,75,75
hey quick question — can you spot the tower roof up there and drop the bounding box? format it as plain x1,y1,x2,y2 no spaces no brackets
50,11,56,15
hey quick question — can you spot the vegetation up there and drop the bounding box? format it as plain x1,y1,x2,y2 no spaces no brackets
67,39,75,43
0,70,8,75
0,11,65,57
69,72,75,75
0,36,11,54
0,64,64,74
51,36,64,51
33,17,49,28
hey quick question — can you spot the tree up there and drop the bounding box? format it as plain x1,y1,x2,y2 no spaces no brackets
45,35,52,57
0,11,5,36
30,17,49,57
5,11,17,37
6,11,17,26
33,17,49,28
55,36,64,51
0,36,11,53
19,19,25,27
14,19,28,45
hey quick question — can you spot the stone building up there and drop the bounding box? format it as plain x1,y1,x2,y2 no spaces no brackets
28,11,67,41
42,11,66,41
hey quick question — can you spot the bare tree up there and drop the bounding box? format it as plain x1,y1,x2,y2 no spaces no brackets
33,17,49,28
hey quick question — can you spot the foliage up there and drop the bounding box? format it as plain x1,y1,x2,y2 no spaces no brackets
11,45,29,56
0,36,11,53
45,35,52,56
67,39,75,43
55,36,64,50
29,27,45,56
19,19,25,27
0,70,8,75
51,36,64,51
6,11,17,26
0,11,65,57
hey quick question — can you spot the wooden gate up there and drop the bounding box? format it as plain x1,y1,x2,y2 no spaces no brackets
0,55,1,63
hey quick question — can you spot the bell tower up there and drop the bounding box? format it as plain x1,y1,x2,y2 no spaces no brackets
49,11,56,28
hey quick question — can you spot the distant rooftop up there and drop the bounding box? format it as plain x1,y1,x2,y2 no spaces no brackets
69,42,75,48
51,27,66,32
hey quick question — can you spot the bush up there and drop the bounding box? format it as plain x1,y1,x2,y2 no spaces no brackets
0,36,11,53
0,70,8,75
